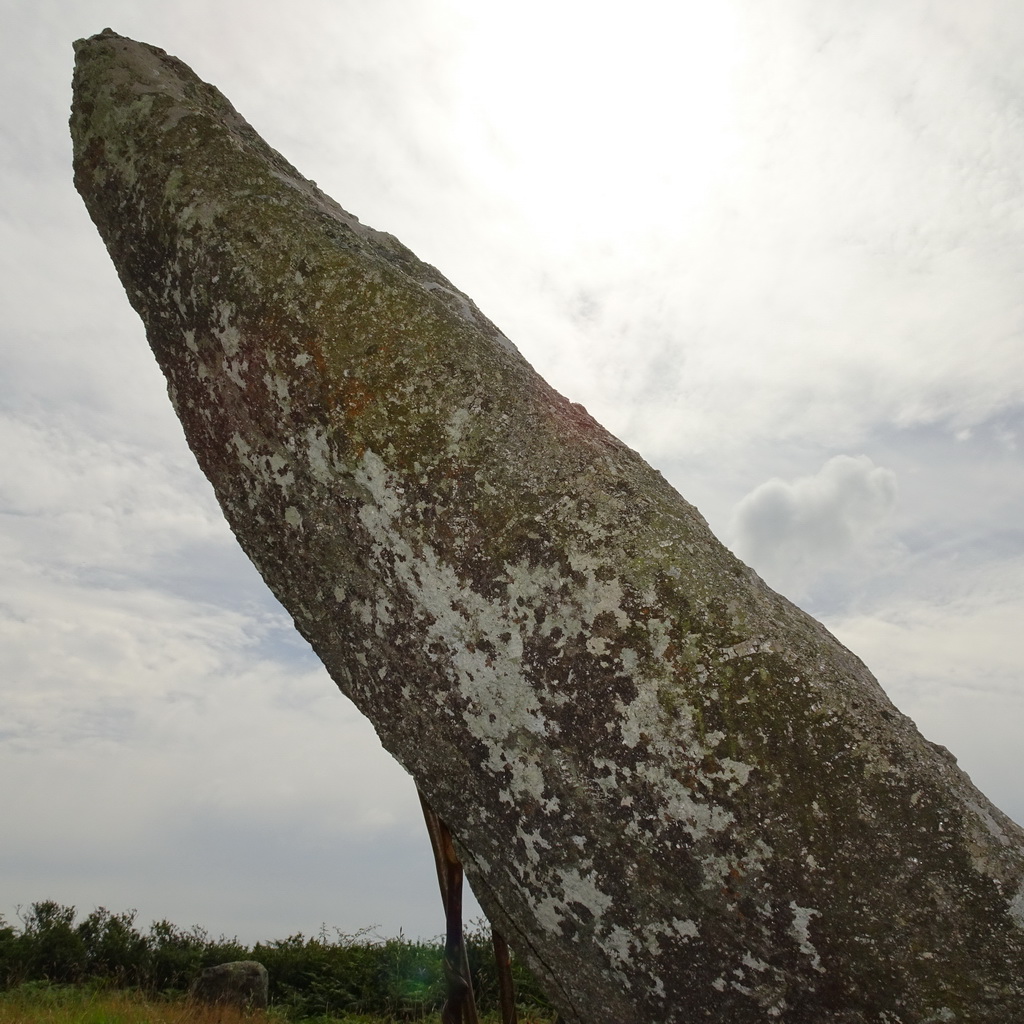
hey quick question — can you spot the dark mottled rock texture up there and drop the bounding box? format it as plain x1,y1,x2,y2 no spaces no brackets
71,30,1024,1023
188,960,269,1011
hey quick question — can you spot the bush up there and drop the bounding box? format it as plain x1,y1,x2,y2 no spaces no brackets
0,915,20,988
77,907,150,986
146,918,210,992
16,901,87,984
252,929,445,1018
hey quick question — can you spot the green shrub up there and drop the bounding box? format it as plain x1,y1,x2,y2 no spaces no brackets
145,918,209,992
17,902,87,984
252,929,445,1018
374,936,445,1018
0,915,19,988
77,908,150,986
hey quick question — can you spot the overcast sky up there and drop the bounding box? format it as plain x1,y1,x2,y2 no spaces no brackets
2,0,1022,945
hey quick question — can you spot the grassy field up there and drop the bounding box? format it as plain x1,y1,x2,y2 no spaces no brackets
0,983,557,1024
0,985,277,1024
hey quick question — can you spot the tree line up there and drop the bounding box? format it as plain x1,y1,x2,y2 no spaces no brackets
0,901,555,1020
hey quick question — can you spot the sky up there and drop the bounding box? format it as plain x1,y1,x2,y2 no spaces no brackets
1,0,1022,945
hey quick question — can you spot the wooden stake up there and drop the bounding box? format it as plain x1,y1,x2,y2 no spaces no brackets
491,926,519,1024
418,789,480,1024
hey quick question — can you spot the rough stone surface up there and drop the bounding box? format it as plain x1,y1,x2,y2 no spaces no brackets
71,30,1024,1023
188,960,269,1011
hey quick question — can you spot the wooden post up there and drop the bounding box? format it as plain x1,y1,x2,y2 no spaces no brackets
491,927,519,1024
419,789,480,1024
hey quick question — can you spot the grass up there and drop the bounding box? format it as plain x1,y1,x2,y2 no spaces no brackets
0,985,262,1024
0,983,557,1024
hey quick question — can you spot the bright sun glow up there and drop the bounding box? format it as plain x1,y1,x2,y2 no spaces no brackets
453,1,743,247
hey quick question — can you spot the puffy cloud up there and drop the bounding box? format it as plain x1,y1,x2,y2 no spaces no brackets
730,455,897,598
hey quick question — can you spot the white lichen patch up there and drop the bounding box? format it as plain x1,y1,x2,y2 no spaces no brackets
742,952,771,972
224,429,305,506
559,866,614,919
639,918,699,958
519,860,616,944
352,450,548,765
302,426,339,486
613,682,674,750
445,405,473,447
498,754,547,805
519,829,552,866
632,760,735,838
264,371,290,403
1009,885,1024,930
267,453,295,488
966,797,1011,846
789,902,824,972
223,356,248,389
714,758,754,789
214,301,242,356
722,638,772,660
601,925,637,966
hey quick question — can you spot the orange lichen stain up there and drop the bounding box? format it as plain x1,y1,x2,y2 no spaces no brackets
303,344,375,423
339,377,376,418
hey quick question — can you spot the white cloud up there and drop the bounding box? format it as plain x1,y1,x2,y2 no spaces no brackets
730,455,898,598
0,558,438,940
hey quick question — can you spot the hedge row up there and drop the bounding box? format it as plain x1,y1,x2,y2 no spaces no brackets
0,901,555,1020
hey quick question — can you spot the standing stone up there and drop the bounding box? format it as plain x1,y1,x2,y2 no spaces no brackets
71,30,1024,1023
189,961,269,1011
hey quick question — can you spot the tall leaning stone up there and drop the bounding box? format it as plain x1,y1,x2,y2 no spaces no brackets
71,30,1024,1023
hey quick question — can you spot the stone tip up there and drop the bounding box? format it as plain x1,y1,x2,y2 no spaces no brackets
72,29,172,65
73,27,122,51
